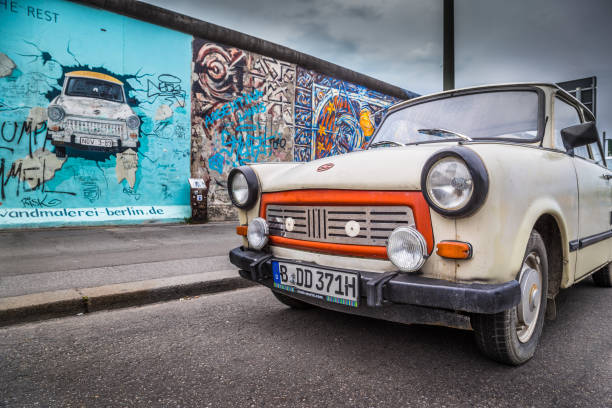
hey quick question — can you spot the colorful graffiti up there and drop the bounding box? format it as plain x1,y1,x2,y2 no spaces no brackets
294,67,401,161
0,0,191,227
1,0,409,226
191,39,295,219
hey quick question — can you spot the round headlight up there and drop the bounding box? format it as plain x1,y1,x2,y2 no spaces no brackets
228,167,259,209
421,147,489,217
426,156,473,211
387,226,427,272
126,115,140,129
48,106,65,122
247,217,269,250
230,172,249,205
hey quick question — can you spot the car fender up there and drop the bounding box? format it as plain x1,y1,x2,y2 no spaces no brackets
453,144,578,285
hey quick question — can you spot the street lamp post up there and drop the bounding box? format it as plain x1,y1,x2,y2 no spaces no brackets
443,0,455,91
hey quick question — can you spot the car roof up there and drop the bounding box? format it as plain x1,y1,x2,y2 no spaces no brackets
390,82,594,118
65,71,123,85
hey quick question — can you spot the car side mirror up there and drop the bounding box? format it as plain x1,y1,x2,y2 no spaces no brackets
561,121,599,156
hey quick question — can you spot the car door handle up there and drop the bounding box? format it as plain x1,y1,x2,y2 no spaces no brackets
602,174,612,180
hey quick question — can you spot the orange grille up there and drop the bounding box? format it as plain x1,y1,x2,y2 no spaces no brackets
259,190,434,259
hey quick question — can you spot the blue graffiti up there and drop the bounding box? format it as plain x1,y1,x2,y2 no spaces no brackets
204,89,264,127
207,122,286,175
208,153,224,174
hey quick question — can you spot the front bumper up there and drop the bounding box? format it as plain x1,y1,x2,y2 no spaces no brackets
230,246,521,327
49,134,139,152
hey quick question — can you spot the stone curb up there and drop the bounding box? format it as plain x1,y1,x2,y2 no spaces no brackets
0,270,254,327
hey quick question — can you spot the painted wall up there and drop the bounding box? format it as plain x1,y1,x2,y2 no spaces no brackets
191,39,296,220
0,0,192,228
191,40,402,219
294,66,400,162
0,0,406,227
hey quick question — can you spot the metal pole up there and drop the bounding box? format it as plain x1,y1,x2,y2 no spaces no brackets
443,0,455,91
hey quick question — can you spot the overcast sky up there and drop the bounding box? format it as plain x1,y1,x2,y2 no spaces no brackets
141,0,612,134
140,0,444,95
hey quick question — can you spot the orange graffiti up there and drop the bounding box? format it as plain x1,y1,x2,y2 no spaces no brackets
359,109,375,137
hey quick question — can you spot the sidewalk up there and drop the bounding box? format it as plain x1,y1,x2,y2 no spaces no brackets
0,222,251,326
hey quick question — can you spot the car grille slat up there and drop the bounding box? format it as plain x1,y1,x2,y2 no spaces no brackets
64,118,125,137
266,205,415,246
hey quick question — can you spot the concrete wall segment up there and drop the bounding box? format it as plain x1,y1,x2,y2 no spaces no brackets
0,0,192,227
68,0,410,100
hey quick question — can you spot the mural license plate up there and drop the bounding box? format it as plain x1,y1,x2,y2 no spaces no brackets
80,137,113,148
272,261,359,307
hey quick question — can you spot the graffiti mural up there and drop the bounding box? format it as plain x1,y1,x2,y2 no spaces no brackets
0,0,192,227
1,0,410,225
191,39,295,219
294,66,401,161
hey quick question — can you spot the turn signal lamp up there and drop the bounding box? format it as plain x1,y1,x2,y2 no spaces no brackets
436,241,472,259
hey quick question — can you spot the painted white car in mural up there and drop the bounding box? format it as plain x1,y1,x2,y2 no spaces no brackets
228,83,612,365
47,71,140,157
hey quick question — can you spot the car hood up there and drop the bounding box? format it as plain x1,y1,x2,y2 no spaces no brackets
53,95,134,120
253,143,460,192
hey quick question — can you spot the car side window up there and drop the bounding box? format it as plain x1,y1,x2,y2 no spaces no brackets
590,141,604,165
553,97,590,159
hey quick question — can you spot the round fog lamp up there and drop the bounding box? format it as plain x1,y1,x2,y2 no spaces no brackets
247,217,269,250
387,226,427,272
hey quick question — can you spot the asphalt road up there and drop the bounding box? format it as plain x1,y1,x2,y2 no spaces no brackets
1,278,610,407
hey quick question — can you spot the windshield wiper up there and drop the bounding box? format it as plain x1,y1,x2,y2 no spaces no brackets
418,128,473,141
369,140,404,148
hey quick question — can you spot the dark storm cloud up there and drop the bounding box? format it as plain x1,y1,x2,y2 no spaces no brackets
297,21,360,54
343,4,383,20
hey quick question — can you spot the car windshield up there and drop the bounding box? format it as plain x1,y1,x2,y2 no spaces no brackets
65,77,124,103
369,90,540,147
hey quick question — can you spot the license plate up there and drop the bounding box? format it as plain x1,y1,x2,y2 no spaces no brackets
79,137,113,147
272,261,359,307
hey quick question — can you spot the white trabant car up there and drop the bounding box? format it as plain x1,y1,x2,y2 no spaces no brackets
228,83,611,365
46,71,140,157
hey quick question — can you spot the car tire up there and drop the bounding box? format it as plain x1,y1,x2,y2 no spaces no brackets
55,146,66,158
592,263,612,287
271,290,313,309
471,230,548,366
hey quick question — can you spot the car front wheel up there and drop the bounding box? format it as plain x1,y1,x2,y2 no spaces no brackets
471,230,548,365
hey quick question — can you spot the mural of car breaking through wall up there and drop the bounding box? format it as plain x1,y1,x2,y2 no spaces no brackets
0,0,408,228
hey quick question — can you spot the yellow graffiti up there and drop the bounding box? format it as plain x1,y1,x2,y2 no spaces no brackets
66,70,123,84
317,124,327,136
359,109,374,137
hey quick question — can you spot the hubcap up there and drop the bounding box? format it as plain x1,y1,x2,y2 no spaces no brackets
517,252,543,343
